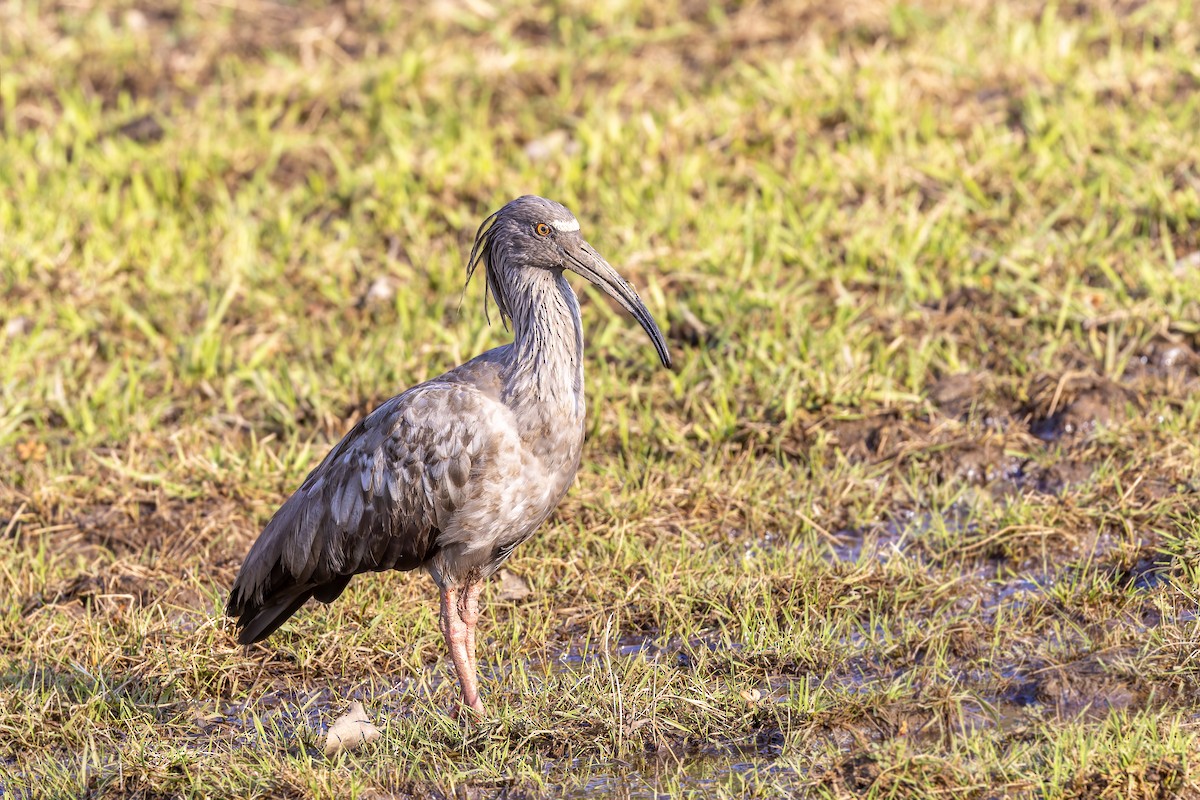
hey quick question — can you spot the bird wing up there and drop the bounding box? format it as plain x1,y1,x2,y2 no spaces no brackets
226,378,495,643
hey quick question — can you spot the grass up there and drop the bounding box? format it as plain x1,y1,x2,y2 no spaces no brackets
2,0,1200,796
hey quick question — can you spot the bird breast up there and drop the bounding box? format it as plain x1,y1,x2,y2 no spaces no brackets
429,388,584,581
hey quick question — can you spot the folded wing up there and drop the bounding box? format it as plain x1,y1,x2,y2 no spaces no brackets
226,381,490,644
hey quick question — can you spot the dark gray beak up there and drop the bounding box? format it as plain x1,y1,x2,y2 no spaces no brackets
564,241,671,368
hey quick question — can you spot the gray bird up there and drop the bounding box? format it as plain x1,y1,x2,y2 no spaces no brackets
227,195,670,716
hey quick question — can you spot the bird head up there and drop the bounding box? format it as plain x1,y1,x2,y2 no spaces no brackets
468,195,671,368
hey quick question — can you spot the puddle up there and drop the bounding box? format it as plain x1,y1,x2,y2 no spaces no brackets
545,632,735,674
1122,556,1172,591
14,506,1174,798
553,742,804,800
825,506,979,564
1023,375,1130,443
996,458,1095,495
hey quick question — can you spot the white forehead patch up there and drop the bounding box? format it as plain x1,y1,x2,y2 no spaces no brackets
551,219,580,232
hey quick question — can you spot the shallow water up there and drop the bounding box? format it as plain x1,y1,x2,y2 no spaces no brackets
14,496,1169,799
554,742,804,800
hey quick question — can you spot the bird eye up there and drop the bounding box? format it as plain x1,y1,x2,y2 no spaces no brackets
535,223,551,237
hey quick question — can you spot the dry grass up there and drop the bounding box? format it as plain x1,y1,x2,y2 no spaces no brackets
3,0,1200,797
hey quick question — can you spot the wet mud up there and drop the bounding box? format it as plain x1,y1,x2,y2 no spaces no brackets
5,334,1199,798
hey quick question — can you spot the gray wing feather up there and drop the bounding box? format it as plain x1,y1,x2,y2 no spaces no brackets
227,379,493,643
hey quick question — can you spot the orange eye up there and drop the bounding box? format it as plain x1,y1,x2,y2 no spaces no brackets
535,223,551,237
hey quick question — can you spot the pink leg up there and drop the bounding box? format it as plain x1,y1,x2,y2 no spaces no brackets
461,582,484,698
439,585,484,718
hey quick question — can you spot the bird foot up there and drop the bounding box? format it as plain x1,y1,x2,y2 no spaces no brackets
449,698,486,722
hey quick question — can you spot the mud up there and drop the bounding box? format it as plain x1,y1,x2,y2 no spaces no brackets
554,743,804,800
6,340,1199,798
177,484,1181,782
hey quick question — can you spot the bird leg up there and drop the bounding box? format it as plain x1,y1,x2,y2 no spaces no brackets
439,585,484,718
461,581,484,691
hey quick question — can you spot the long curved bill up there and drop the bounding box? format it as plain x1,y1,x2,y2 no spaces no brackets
564,241,672,368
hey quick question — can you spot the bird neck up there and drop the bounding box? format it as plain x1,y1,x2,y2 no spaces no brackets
504,270,584,412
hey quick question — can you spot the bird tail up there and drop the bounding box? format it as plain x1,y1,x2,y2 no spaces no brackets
227,573,353,644
229,585,315,644
225,498,357,645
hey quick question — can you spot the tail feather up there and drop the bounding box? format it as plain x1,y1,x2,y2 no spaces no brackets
313,574,353,604
233,587,316,645
228,571,356,645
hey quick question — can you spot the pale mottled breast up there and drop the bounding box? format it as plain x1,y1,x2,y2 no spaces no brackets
427,349,588,582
